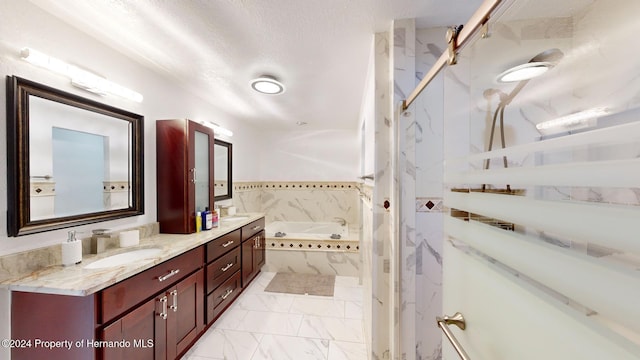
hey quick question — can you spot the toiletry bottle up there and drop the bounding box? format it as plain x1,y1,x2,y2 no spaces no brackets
195,211,202,232
62,230,82,266
212,206,219,228
203,207,213,230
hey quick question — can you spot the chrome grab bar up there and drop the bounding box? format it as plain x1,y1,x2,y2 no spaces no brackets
436,312,470,360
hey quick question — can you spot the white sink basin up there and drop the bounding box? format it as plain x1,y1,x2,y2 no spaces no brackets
84,248,162,269
221,216,250,222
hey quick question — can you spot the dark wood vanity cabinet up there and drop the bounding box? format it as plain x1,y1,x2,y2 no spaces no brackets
101,269,204,360
205,229,242,325
11,247,204,360
10,217,266,360
157,119,215,234
241,218,266,287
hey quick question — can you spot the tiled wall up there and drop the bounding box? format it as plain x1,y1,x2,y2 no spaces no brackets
232,181,360,225
394,22,448,360
232,181,362,277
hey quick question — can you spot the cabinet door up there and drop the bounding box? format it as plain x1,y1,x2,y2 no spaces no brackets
241,238,255,287
167,270,205,359
254,230,265,271
101,294,166,360
157,119,215,234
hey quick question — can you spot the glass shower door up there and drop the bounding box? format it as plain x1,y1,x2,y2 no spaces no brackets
436,0,640,358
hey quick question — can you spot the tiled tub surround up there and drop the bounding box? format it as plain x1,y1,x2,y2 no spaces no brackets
232,182,363,277
232,181,361,225
264,220,360,277
0,214,264,295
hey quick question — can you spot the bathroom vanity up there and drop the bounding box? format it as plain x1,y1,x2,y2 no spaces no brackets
7,214,265,360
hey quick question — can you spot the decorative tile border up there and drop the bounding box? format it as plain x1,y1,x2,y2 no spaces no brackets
30,181,56,197
416,197,444,212
266,238,360,252
234,181,362,192
261,181,360,190
103,181,130,193
233,182,264,192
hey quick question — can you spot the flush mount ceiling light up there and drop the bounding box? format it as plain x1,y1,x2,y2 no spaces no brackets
497,48,564,83
250,75,285,95
20,47,143,102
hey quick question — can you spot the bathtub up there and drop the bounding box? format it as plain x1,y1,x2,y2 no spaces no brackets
263,220,360,276
266,221,348,240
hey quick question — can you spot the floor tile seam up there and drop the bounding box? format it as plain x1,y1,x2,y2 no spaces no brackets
252,333,332,360
297,315,366,342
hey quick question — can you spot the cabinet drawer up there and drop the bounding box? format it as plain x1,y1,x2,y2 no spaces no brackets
242,218,265,241
206,247,241,293
206,270,241,324
206,229,241,262
101,247,204,324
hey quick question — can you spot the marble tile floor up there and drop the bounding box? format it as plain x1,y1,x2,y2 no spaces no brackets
181,271,367,360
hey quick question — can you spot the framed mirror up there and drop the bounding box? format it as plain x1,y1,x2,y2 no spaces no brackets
6,76,144,236
213,139,232,201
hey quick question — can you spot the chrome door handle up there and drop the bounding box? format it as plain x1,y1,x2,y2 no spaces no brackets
158,269,180,282
158,296,168,320
169,290,178,312
222,240,234,248
190,168,196,183
221,263,234,272
251,225,261,231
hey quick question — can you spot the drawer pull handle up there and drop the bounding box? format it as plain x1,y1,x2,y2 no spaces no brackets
222,240,234,248
159,296,168,320
221,263,234,272
251,225,261,231
158,269,180,282
170,290,178,312
221,289,233,300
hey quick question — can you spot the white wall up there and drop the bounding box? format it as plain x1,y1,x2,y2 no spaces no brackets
258,129,359,182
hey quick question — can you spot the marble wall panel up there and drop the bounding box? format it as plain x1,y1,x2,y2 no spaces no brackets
413,27,448,360
372,30,394,360
361,184,374,359
394,18,417,360
233,182,360,226
263,250,360,277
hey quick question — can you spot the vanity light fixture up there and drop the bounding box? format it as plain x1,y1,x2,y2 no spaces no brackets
20,47,143,102
200,121,233,137
536,107,609,132
496,48,564,83
250,75,285,95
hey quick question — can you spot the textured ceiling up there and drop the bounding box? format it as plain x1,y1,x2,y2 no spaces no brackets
30,0,482,130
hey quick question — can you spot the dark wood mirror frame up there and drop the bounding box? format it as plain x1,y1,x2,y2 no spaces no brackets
6,76,144,236
214,139,232,202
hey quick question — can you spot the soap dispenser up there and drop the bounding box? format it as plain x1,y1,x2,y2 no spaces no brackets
62,230,82,266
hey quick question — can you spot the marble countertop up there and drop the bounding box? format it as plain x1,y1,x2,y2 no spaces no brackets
1,213,264,297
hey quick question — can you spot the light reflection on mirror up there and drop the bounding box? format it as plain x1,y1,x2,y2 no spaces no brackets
7,76,144,237
29,95,132,220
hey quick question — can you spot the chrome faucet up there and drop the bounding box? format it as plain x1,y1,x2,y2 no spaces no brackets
333,217,347,226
